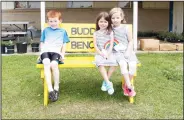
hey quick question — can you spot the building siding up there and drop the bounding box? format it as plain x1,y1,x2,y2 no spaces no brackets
2,8,169,32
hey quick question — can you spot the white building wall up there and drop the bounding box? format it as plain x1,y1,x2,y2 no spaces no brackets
173,2,183,34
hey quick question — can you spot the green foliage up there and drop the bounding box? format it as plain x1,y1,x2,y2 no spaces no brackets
16,36,32,44
157,32,184,43
138,31,159,37
1,40,14,46
30,39,40,45
138,31,184,43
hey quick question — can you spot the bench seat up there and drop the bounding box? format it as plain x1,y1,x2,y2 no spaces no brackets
36,57,95,68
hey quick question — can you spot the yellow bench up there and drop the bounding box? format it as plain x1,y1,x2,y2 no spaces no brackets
36,23,141,106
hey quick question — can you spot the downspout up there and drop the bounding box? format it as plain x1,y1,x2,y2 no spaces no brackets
133,1,138,51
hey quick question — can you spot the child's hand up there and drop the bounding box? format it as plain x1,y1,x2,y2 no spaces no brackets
100,52,105,58
59,57,65,62
100,52,107,59
101,49,108,59
59,54,65,62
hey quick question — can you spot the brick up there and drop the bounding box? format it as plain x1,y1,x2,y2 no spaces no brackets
140,39,160,51
159,44,176,51
176,43,183,51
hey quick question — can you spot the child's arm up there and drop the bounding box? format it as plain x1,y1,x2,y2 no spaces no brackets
40,29,46,53
60,30,70,61
37,29,46,61
124,26,133,58
39,42,44,52
93,33,106,58
60,43,66,60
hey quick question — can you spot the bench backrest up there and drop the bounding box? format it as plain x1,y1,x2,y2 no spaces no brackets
44,23,132,53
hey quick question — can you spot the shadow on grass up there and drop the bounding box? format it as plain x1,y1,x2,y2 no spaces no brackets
28,68,130,105
58,68,129,103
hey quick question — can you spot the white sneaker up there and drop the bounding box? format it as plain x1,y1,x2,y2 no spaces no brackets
106,82,114,95
101,81,107,91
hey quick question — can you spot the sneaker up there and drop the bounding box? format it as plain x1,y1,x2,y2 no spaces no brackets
127,88,136,97
123,84,129,96
54,90,59,101
49,91,57,102
106,82,114,95
101,81,107,91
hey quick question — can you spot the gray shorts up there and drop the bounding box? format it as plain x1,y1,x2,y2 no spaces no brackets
94,53,118,67
113,51,138,64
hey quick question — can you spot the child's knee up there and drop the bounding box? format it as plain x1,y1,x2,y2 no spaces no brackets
121,68,129,75
128,62,137,75
50,61,58,70
129,68,136,75
42,58,50,65
120,64,129,74
119,60,128,74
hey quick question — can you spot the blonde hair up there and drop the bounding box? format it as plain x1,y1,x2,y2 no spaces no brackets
47,10,62,20
109,7,126,24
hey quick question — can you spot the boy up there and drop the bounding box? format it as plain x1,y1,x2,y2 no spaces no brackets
40,10,70,102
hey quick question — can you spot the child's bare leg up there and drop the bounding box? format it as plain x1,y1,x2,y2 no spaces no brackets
119,60,132,89
42,58,53,92
128,73,134,84
119,60,136,96
99,66,110,83
50,61,59,91
128,62,137,82
99,65,114,95
107,66,117,79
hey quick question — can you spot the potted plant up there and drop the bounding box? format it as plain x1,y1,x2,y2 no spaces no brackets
157,31,167,41
1,41,7,54
16,36,30,53
4,40,15,54
166,32,183,43
30,39,40,52
175,34,183,43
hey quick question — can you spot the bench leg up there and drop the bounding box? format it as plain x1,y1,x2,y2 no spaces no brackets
41,69,44,79
44,77,48,106
41,69,48,106
129,77,134,103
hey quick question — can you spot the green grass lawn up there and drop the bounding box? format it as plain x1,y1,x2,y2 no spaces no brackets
2,53,183,119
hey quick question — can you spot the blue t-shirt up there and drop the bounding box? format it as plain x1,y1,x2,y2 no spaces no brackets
40,27,70,54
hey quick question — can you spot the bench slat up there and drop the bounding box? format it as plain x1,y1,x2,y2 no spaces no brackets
36,57,141,68
36,57,95,68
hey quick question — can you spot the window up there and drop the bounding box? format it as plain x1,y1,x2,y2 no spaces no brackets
118,2,131,8
28,2,40,8
138,2,142,8
67,2,93,8
142,2,169,9
15,1,28,8
15,1,40,9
